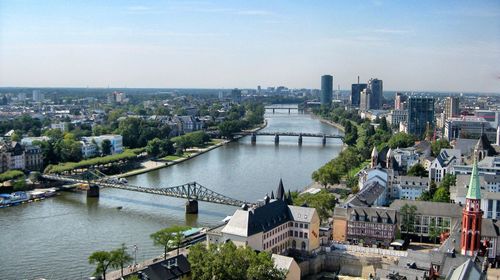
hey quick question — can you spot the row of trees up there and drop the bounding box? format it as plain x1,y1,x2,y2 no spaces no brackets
188,242,286,280
291,189,337,222
218,103,264,138
88,244,133,280
312,106,419,191
172,131,211,151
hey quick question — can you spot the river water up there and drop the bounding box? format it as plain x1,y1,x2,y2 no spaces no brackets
0,107,342,280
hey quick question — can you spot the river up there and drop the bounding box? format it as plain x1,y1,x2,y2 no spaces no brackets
0,106,342,279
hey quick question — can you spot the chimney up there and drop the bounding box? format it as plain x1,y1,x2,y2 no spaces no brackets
357,76,360,84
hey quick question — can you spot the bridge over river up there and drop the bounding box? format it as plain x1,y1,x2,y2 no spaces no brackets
43,173,249,214
236,131,344,145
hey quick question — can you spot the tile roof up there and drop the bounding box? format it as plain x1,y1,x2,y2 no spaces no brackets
389,200,463,218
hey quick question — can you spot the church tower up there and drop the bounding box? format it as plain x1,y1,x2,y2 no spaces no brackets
460,160,483,256
371,146,378,168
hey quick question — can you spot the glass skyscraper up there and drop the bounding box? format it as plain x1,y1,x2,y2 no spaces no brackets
408,96,435,138
321,75,333,106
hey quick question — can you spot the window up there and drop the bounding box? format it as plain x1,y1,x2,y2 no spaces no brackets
299,232,303,238
304,224,308,229
294,231,298,237
304,233,308,239
295,223,298,227
300,223,303,228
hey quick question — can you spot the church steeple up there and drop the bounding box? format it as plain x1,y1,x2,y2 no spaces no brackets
461,160,483,256
276,178,285,200
371,146,378,168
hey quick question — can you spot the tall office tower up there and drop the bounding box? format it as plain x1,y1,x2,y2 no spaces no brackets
359,89,371,111
408,96,435,138
367,78,383,109
394,92,405,110
444,96,460,121
32,90,44,102
320,75,333,106
351,76,367,106
231,88,242,103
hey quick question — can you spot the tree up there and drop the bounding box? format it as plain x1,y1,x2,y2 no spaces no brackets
150,228,174,260
293,189,336,222
111,243,133,278
101,139,112,155
388,132,415,149
188,242,286,280
431,139,451,157
146,138,162,157
433,187,450,203
169,225,190,256
400,204,417,238
407,163,428,177
379,117,389,132
150,226,189,260
88,251,113,280
428,219,443,244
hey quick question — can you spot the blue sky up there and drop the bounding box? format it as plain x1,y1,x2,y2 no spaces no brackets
0,0,499,92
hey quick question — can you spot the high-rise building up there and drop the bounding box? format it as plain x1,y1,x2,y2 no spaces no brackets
351,76,367,107
359,89,371,111
231,88,242,103
32,90,44,102
444,96,460,121
367,78,383,109
407,96,435,138
394,92,405,110
320,75,333,106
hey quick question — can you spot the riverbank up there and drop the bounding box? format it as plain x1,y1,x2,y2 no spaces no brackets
312,114,345,133
118,120,269,178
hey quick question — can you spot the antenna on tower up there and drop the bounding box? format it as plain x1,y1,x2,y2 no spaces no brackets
357,76,360,84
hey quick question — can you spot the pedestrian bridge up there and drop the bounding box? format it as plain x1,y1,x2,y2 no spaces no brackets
43,173,248,214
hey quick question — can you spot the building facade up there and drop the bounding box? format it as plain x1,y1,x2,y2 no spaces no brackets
407,96,435,138
332,206,397,247
320,75,333,106
367,78,383,110
351,82,367,107
208,181,320,255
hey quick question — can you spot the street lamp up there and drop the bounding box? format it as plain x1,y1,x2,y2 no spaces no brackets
133,244,138,266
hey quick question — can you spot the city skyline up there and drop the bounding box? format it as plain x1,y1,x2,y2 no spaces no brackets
0,0,499,93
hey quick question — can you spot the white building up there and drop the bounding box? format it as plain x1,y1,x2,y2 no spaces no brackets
50,122,69,132
387,109,407,128
452,174,500,220
429,149,462,182
207,181,320,255
21,136,50,146
393,175,429,200
81,134,123,157
388,147,419,173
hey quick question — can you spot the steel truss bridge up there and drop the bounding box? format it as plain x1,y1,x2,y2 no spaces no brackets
43,172,248,210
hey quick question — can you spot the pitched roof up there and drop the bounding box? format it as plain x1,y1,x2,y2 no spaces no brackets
136,255,190,280
288,205,316,223
390,200,463,218
345,181,385,207
466,160,481,200
222,199,292,237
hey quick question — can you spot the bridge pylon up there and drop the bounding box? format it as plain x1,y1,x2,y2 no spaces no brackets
298,134,303,145
87,184,100,197
185,199,198,214
322,135,327,145
251,133,256,144
274,134,279,145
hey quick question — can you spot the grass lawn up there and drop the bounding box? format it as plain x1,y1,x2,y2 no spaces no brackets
162,152,192,161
